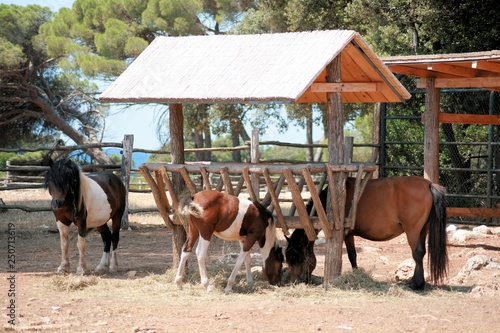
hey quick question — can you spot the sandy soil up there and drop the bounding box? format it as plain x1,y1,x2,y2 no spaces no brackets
1,190,499,333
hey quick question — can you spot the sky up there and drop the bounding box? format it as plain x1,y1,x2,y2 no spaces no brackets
3,0,323,150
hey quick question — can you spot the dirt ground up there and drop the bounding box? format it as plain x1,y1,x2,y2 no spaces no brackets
1,190,500,333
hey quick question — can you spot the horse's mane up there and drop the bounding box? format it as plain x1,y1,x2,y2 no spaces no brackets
44,159,83,214
252,200,277,245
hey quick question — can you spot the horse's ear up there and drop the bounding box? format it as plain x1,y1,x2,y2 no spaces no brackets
284,235,290,243
65,159,72,167
49,159,54,167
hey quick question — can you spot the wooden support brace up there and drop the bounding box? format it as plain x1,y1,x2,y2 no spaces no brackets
283,168,317,241
159,167,188,231
301,168,332,238
220,167,234,196
138,165,175,229
346,165,364,231
326,165,344,231
242,167,258,202
289,176,306,217
234,176,245,197
262,168,288,236
310,172,328,216
215,175,224,192
179,167,197,194
160,168,179,212
199,167,211,190
264,174,285,210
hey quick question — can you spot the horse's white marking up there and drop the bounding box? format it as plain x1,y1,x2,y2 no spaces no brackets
109,251,118,272
261,217,277,268
56,221,70,273
76,235,87,275
79,171,112,228
214,198,251,241
196,238,211,291
96,252,110,273
175,250,193,290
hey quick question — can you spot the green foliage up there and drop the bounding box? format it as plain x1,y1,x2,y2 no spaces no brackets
261,145,306,162
0,38,25,69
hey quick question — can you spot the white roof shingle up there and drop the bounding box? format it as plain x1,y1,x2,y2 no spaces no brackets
100,30,410,104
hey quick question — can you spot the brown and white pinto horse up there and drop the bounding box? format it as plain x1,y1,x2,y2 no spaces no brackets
286,176,448,290
44,159,126,275
176,190,284,292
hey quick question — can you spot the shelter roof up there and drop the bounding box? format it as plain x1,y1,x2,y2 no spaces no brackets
382,50,500,91
100,30,410,104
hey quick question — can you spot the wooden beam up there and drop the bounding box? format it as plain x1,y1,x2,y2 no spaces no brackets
386,64,436,78
472,60,500,74
447,207,500,218
309,82,384,93
439,113,500,125
417,77,500,89
427,63,479,78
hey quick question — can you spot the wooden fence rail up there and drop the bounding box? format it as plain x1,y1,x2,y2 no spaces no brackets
1,135,360,229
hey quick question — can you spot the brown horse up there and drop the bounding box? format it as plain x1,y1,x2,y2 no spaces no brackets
175,190,284,292
44,159,126,274
286,176,448,290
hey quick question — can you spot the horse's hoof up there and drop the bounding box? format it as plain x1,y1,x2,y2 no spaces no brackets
224,286,233,292
57,265,69,274
76,267,86,276
408,281,425,291
96,264,109,275
109,265,118,273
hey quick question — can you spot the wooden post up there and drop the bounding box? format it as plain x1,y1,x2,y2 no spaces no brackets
170,104,187,268
324,55,345,289
344,136,353,164
424,78,441,183
251,129,260,199
372,103,381,178
120,134,134,229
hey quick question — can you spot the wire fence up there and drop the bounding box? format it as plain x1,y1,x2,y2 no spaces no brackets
382,87,500,225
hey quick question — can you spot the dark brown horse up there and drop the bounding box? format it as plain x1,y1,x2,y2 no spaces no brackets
286,176,448,290
176,190,284,292
44,159,126,274
285,228,317,284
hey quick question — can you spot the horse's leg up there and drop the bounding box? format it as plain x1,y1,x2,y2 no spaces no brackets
242,240,253,286
195,238,212,291
225,247,250,292
76,234,87,275
174,227,199,290
56,221,70,273
406,225,428,290
344,233,358,269
109,215,121,272
96,223,112,274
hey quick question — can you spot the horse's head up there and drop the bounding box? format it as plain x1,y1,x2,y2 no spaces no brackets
285,229,317,284
262,244,284,286
44,159,81,212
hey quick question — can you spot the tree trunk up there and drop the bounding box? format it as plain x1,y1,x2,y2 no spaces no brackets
33,96,112,164
306,108,313,162
192,130,205,161
203,126,212,161
230,119,242,162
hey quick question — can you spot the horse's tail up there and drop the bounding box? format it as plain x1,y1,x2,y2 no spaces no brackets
178,195,204,218
427,183,449,285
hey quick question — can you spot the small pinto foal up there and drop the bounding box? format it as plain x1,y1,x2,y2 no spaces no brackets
175,190,284,292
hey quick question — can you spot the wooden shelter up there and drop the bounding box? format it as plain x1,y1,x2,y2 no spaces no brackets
383,50,500,218
100,30,410,287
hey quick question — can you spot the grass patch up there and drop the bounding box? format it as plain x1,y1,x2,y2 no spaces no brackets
50,274,101,292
